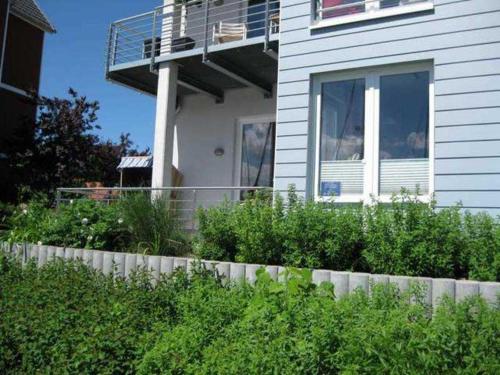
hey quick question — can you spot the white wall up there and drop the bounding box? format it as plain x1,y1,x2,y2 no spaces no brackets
175,86,276,189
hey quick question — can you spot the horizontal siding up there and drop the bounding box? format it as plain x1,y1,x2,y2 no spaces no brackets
435,175,500,191
276,134,308,149
435,123,500,142
435,191,500,208
274,163,307,177
435,92,500,111
434,58,500,80
436,140,500,158
436,157,500,175
275,0,500,208
274,177,307,192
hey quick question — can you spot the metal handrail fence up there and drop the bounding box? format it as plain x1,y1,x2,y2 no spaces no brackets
105,0,280,72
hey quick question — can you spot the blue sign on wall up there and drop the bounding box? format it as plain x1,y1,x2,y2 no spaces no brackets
320,181,341,197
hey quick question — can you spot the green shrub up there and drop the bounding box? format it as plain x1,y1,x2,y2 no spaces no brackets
120,193,188,256
195,200,238,261
3,254,497,374
3,198,129,251
196,188,500,281
3,194,189,255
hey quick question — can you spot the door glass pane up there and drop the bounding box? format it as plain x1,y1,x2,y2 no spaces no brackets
319,78,365,196
379,71,429,194
240,122,275,187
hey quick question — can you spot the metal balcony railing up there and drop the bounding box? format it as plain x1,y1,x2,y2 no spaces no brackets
106,0,280,72
315,0,432,20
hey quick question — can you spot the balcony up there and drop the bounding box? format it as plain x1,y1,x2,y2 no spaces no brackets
105,0,280,100
313,0,434,28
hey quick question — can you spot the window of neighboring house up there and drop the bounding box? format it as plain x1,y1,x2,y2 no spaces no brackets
314,0,434,27
313,63,433,202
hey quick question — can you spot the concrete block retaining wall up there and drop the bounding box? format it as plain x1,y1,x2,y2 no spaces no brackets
2,242,499,308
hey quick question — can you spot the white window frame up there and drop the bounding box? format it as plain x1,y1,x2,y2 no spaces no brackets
234,114,276,189
312,62,434,203
311,0,434,30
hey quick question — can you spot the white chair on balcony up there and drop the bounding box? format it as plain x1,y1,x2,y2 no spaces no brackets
213,21,247,44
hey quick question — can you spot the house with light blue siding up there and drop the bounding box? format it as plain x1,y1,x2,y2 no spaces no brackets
105,0,500,215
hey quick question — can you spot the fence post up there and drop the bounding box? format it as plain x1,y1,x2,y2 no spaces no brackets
191,189,197,231
55,189,62,210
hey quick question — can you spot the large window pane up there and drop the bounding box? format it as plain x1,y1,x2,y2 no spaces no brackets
379,71,429,194
319,78,365,196
240,122,275,187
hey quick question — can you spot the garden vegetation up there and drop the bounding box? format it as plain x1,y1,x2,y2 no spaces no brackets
0,254,498,374
196,189,500,281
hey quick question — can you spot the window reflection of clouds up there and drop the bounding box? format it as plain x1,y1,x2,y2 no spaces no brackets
379,71,429,160
241,122,274,187
320,79,365,161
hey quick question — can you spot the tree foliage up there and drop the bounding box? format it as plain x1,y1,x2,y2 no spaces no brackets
9,89,148,199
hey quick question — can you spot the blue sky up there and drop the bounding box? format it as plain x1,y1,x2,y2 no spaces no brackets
38,0,162,150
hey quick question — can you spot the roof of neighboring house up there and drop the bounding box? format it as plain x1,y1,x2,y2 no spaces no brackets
117,156,153,170
9,0,56,33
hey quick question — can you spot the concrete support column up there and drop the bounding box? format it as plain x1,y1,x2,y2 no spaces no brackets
152,61,178,189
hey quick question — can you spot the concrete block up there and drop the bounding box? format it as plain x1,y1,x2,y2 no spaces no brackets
160,257,174,275
389,275,412,300
432,278,456,306
102,252,114,276
38,246,48,267
479,282,500,306
64,248,75,260
265,265,279,281
411,277,433,306
312,270,331,286
277,266,287,283
55,247,65,259
28,245,39,261
82,249,93,266
369,274,389,295
455,280,479,302
92,251,104,271
349,273,369,294
148,256,162,280
229,263,246,282
136,254,148,270
113,253,125,278
73,248,84,261
173,257,187,271
330,271,349,298
245,264,262,285
47,246,56,261
201,260,217,272
124,254,137,278
215,262,230,278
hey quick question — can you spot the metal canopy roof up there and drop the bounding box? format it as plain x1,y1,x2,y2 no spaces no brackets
117,156,153,170
10,0,56,33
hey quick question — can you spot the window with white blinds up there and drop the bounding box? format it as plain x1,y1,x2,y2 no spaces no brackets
313,63,433,202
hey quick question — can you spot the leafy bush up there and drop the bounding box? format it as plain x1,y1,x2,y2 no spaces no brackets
196,188,500,281
119,193,188,256
4,198,129,251
1,254,498,374
3,194,189,255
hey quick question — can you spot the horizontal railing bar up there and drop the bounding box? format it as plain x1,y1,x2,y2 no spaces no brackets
57,186,269,192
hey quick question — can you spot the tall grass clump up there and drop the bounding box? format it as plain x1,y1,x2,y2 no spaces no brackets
120,193,188,256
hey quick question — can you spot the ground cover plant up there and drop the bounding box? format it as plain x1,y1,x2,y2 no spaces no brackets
196,188,500,281
2,193,188,256
0,254,498,374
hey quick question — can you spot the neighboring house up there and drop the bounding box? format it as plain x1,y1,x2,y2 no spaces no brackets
105,0,500,215
0,0,55,200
